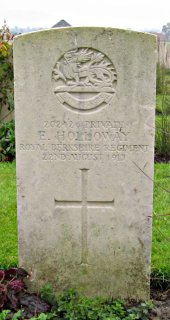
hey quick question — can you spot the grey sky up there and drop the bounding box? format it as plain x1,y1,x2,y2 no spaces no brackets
1,0,170,31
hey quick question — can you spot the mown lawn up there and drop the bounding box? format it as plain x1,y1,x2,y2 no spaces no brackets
0,162,170,277
0,162,17,268
152,163,170,276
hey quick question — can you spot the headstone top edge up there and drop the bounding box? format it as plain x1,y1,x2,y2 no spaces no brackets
13,26,157,43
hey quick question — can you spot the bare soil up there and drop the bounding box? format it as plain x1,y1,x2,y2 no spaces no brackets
151,289,170,319
154,154,170,163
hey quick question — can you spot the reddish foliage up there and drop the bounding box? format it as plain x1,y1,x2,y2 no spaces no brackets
0,268,50,317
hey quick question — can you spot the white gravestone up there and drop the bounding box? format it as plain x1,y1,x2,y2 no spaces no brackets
14,27,156,299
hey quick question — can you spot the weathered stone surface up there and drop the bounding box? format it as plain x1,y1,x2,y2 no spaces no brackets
14,27,156,299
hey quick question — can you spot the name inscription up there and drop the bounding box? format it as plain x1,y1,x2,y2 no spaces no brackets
19,119,149,162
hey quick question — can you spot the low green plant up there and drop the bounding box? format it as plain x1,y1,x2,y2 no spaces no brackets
126,302,153,320
29,312,56,320
12,310,22,320
0,120,15,161
55,290,153,320
0,310,23,320
41,284,57,306
0,310,10,320
40,287,153,320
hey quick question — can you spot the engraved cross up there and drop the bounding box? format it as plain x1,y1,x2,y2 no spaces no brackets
54,169,114,265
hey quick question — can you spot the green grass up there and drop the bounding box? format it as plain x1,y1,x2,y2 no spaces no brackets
152,163,170,276
156,94,170,114
156,94,163,114
156,67,170,114
0,162,170,279
0,161,18,268
155,114,170,160
155,114,170,137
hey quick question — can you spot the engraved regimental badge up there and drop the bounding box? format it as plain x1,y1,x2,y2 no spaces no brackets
52,48,117,112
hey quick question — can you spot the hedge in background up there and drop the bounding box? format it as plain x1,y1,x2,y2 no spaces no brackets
0,120,15,161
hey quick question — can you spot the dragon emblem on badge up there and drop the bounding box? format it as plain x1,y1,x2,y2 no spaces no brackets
52,47,117,112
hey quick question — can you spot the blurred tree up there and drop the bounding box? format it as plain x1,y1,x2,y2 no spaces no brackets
162,22,170,41
0,37,14,120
